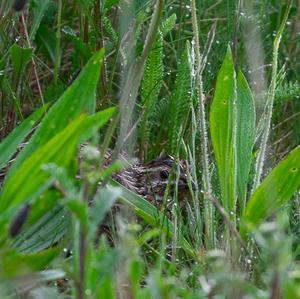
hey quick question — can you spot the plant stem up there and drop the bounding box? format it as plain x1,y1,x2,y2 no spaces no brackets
252,1,291,192
54,0,62,85
21,13,44,106
190,0,214,248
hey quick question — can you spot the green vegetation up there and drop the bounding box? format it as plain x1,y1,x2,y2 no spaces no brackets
0,0,300,298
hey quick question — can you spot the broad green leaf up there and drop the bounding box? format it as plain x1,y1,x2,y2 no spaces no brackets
0,105,48,170
9,44,33,84
0,107,115,212
210,46,237,217
1,108,115,246
0,248,58,278
109,180,196,258
6,48,105,179
0,115,87,212
12,206,70,253
240,146,300,238
236,71,255,212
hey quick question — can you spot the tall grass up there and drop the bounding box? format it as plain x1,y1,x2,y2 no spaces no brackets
0,0,300,298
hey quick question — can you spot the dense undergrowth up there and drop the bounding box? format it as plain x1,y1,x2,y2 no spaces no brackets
0,0,300,298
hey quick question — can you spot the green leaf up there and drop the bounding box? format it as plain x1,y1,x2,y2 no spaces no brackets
62,26,92,63
0,115,87,212
210,46,237,217
140,31,163,156
9,44,33,83
6,49,105,180
30,0,51,40
236,71,255,212
0,248,58,278
12,205,70,253
80,107,117,143
35,25,57,63
5,108,115,249
240,146,300,238
0,105,48,171
168,44,191,154
161,14,177,36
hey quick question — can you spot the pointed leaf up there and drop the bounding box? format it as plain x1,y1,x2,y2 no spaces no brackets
241,146,300,238
210,46,237,216
0,105,48,171
0,115,87,212
236,71,255,212
6,49,105,180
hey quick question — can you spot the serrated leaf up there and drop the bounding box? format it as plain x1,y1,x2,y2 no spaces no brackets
168,44,191,154
140,31,163,154
161,14,177,36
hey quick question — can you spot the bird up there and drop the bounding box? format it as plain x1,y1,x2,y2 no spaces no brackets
111,152,196,208
0,145,196,210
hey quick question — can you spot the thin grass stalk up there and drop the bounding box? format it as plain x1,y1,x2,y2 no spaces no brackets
54,0,62,85
115,0,164,156
252,1,291,192
190,0,214,248
21,13,45,106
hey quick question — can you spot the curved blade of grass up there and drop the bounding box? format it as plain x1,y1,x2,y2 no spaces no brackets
0,104,48,170
236,71,255,213
210,46,237,219
6,48,105,180
240,146,300,239
109,180,196,258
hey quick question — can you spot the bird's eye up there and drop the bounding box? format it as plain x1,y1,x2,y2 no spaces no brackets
160,170,169,179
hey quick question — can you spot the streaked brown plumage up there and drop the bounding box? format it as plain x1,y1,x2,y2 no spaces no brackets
110,151,195,208
0,146,195,208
